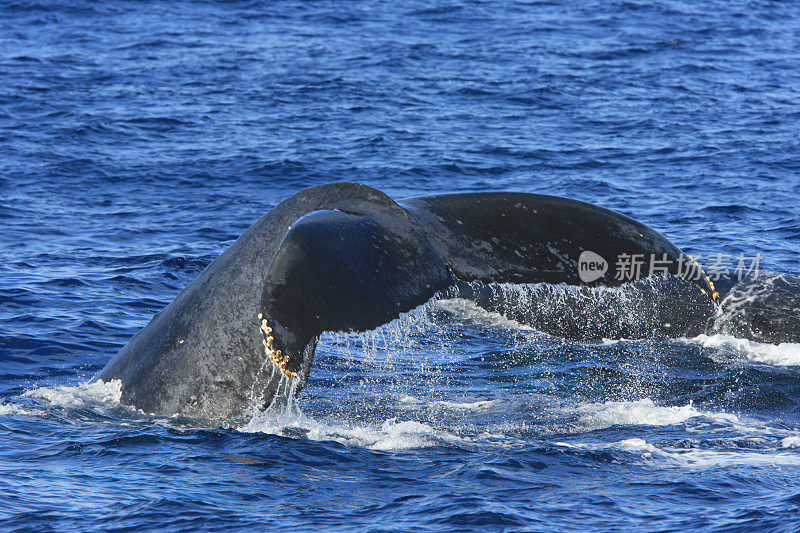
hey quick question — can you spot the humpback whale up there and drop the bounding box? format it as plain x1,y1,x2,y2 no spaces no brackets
95,182,799,420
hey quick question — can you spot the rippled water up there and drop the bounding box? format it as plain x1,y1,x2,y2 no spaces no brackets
3,1,800,531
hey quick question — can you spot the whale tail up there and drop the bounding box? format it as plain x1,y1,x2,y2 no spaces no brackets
97,183,721,419
403,193,714,293
261,188,716,381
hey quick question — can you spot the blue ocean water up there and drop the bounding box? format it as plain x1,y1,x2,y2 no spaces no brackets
3,0,800,530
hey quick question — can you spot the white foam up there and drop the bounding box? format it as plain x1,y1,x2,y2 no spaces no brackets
694,333,800,366
398,395,424,405
0,402,38,417
613,437,658,453
671,449,800,468
23,379,123,408
240,397,464,452
781,436,800,448
572,399,738,431
558,438,800,469
431,399,496,411
357,419,459,451
558,437,658,455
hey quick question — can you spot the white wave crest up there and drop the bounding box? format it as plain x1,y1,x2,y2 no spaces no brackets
0,402,39,417
23,379,123,408
572,399,739,431
240,408,464,451
431,399,496,411
558,438,800,469
694,333,800,366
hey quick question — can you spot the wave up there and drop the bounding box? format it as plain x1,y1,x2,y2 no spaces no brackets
569,398,735,431
239,408,467,451
692,333,800,366
12,378,800,474
557,438,800,469
0,402,39,417
23,379,123,408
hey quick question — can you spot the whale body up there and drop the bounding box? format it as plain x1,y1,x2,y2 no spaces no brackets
95,183,796,420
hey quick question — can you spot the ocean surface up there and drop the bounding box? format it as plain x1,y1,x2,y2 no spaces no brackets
3,1,800,531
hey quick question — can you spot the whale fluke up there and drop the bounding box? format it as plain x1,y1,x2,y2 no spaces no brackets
96,183,750,420
403,192,711,289
261,207,451,379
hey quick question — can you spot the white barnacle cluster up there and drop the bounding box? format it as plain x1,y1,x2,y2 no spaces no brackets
257,313,297,379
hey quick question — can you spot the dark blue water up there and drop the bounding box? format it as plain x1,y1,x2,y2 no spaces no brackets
3,1,800,530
